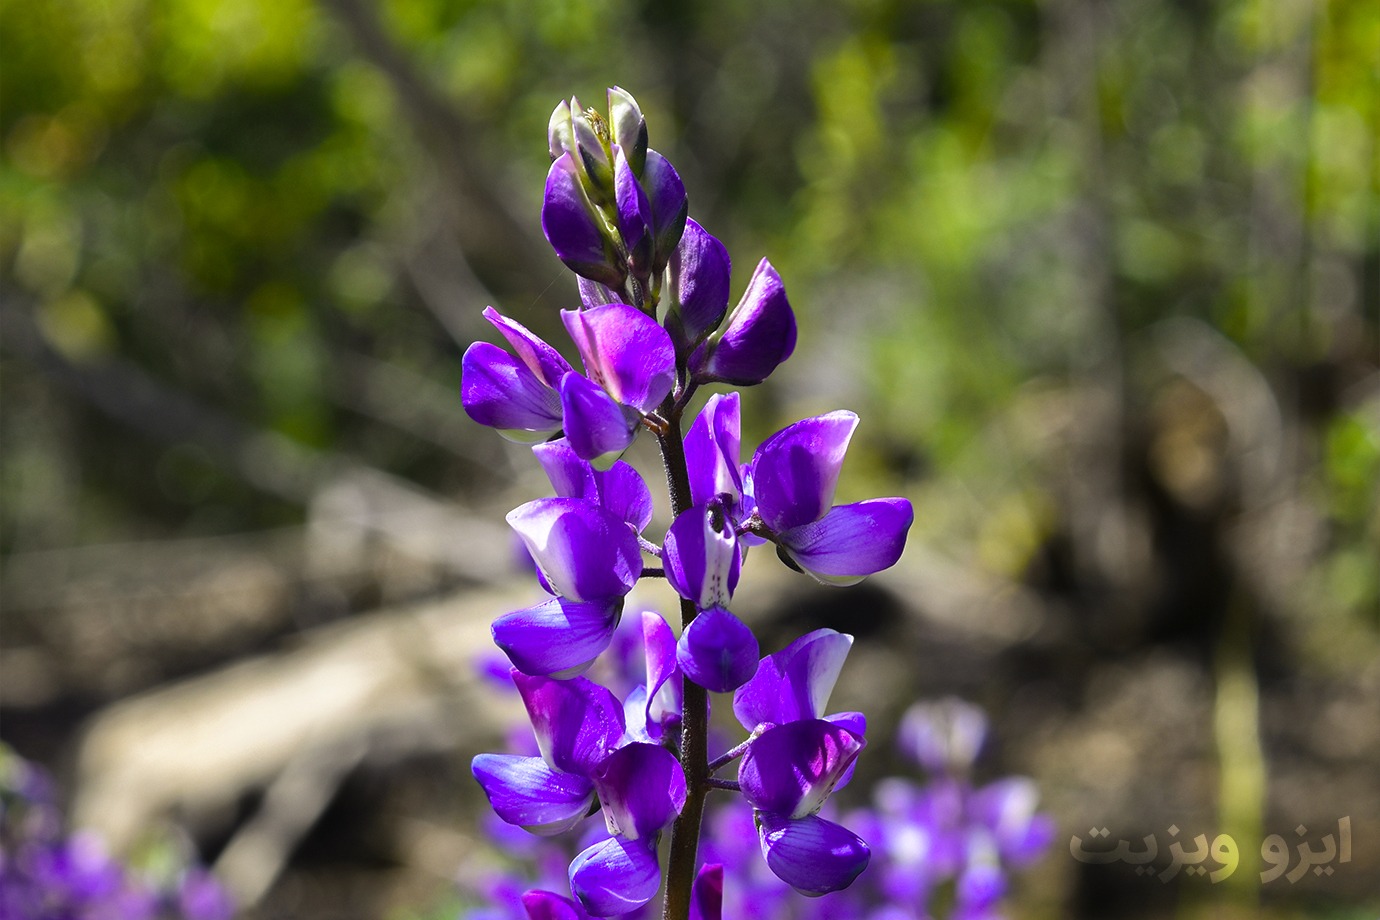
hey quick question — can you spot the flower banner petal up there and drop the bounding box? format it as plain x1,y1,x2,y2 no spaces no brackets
750,411,858,532
733,628,854,731
562,303,676,414
513,673,625,776
558,372,637,470
483,307,573,390
738,719,865,819
506,498,642,602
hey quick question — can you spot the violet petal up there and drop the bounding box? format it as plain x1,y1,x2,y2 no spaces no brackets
757,812,871,896
460,342,563,441
568,837,661,917
521,889,593,920
691,259,796,386
506,498,642,602
592,741,687,839
483,306,573,390
491,597,622,679
471,753,595,836
738,719,865,819
690,864,723,920
512,673,625,776
749,411,859,532
676,606,760,693
778,497,914,586
667,219,731,347
542,153,620,287
532,440,653,533
562,303,676,414
558,372,638,470
642,149,688,274
733,628,854,731
684,392,743,510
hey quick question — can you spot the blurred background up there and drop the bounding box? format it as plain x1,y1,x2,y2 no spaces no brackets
1,0,1377,917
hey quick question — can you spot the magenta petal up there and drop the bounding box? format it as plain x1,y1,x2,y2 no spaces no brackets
757,812,870,896
512,673,625,776
483,306,573,389
739,719,865,819
592,741,686,839
750,411,858,531
691,259,796,386
559,373,638,469
491,598,622,678
778,497,914,586
684,392,743,509
568,837,661,917
562,303,676,414
471,754,595,836
690,864,723,920
461,342,563,440
662,505,740,609
733,628,854,731
676,606,759,693
542,153,620,287
507,498,642,602
521,890,593,920
667,219,731,346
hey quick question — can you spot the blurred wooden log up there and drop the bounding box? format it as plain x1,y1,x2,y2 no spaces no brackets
70,587,529,895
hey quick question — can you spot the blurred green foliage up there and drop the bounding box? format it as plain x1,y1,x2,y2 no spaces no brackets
2,0,1376,626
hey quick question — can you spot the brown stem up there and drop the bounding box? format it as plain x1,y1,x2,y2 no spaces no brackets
656,408,709,920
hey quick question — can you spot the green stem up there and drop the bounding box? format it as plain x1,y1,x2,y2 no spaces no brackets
656,408,708,920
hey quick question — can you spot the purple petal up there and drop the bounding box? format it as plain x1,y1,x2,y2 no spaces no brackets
577,276,621,309
461,342,563,441
691,259,796,386
641,610,681,729
739,719,865,819
559,372,638,469
532,440,653,533
483,307,573,390
491,598,622,678
568,837,661,917
663,505,741,609
513,673,625,776
778,498,914,585
749,411,858,532
562,303,676,414
690,864,723,920
615,152,652,268
507,498,642,602
757,812,870,896
642,149,688,274
667,219,731,347
471,754,595,836
592,741,687,839
733,628,854,731
684,392,743,509
522,890,593,920
542,153,621,287
676,606,759,693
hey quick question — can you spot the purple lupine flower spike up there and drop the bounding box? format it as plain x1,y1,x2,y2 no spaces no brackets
690,258,796,386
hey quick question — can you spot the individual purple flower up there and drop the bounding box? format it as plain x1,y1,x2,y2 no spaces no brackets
898,696,988,776
493,496,643,678
473,674,686,917
748,410,914,585
559,303,676,468
461,308,574,443
689,258,797,386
